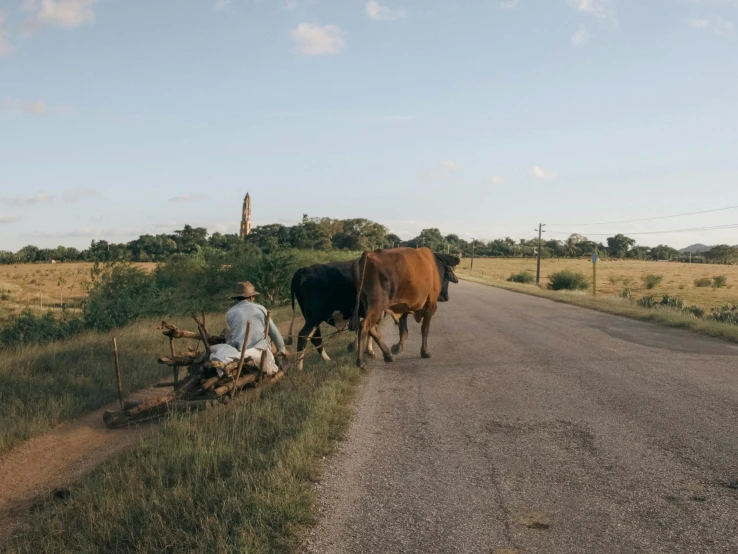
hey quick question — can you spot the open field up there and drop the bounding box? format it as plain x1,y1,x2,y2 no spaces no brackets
460,258,738,310
0,262,158,324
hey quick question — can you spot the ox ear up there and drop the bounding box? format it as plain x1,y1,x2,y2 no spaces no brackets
447,268,459,284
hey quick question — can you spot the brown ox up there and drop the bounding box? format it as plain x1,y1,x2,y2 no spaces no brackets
349,247,460,368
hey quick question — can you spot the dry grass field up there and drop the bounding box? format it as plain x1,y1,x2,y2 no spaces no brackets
460,258,738,310
0,262,158,323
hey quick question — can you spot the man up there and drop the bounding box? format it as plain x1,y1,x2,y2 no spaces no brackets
209,281,287,375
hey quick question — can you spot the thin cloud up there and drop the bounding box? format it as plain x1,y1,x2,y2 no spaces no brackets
688,17,710,28
566,0,617,26
63,187,99,203
490,175,505,185
21,0,99,32
687,15,735,37
0,214,22,225
214,0,231,11
0,10,11,57
499,0,522,9
424,160,460,181
170,193,205,202
365,1,407,21
2,191,55,206
290,23,345,56
0,96,72,116
571,23,592,46
531,165,556,179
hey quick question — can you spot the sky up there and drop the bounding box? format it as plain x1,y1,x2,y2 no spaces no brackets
1,0,737,252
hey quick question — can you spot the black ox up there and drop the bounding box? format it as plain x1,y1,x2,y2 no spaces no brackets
287,261,375,370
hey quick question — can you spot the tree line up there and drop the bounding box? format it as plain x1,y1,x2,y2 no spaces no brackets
2,215,737,265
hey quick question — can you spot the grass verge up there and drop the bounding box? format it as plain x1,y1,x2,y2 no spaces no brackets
0,308,287,454
459,269,738,344
5,334,359,554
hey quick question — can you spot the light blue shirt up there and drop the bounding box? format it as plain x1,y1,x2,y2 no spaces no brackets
226,299,285,353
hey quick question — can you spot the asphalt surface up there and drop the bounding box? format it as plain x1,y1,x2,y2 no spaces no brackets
303,280,738,554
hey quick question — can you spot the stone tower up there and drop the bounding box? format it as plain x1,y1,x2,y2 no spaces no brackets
240,193,252,238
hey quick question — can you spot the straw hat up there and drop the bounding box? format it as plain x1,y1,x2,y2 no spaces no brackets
231,281,259,300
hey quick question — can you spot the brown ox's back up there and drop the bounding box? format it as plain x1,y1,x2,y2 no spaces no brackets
360,247,440,316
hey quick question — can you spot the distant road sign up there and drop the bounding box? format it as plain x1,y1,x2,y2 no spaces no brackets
592,253,598,264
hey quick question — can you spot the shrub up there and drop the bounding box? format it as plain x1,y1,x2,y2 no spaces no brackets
694,277,712,288
507,271,535,284
686,305,705,318
661,295,685,311
548,270,589,291
0,310,85,347
619,287,633,300
710,304,738,325
713,275,728,288
642,274,663,289
637,295,658,309
608,275,620,286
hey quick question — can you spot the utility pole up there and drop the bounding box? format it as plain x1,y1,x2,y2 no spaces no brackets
535,223,546,286
471,240,475,270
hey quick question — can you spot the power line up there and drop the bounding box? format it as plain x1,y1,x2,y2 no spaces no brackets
547,204,738,227
547,223,738,237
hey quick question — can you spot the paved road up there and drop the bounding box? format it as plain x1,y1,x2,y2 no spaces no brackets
303,280,738,554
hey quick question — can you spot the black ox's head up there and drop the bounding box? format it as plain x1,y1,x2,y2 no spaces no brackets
434,253,460,302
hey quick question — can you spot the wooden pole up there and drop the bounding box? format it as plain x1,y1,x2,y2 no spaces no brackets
113,338,124,410
260,311,272,378
201,311,207,334
192,313,210,351
535,224,545,286
593,259,597,297
231,321,252,399
169,337,179,386
471,241,475,270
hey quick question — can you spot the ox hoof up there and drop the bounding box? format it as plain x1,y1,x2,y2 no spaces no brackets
383,354,394,363
357,362,367,370
421,350,432,359
365,350,376,358
390,344,403,355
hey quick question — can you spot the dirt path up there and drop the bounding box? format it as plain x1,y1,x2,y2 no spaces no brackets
0,381,170,543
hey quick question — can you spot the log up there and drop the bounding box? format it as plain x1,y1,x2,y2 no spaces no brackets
158,354,199,366
158,321,225,344
213,372,258,397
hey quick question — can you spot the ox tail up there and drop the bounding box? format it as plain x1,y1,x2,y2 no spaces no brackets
349,251,369,332
285,273,298,346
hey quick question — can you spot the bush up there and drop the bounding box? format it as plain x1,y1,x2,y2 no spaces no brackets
637,295,658,309
548,270,589,291
0,310,85,347
661,295,686,311
710,304,738,325
642,274,663,290
619,287,633,300
694,277,712,288
713,275,728,288
507,271,535,284
686,305,705,318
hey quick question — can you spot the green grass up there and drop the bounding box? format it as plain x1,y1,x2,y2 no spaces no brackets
5,334,360,554
459,269,738,344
